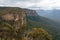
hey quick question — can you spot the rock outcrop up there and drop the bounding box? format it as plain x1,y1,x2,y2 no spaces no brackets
0,7,38,40
0,7,37,26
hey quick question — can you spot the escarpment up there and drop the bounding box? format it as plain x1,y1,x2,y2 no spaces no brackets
24,9,38,16
0,7,27,27
0,7,37,32
0,7,59,40
0,7,37,26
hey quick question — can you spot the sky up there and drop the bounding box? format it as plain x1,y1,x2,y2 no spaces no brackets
0,0,60,10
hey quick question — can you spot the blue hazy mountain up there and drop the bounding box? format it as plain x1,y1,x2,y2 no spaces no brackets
37,9,60,22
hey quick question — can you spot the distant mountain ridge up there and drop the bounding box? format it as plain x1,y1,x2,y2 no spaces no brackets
37,9,60,22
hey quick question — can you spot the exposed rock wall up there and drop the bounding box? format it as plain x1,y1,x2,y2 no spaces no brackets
0,7,37,26
0,7,38,40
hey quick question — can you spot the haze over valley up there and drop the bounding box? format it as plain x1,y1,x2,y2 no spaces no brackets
37,9,60,22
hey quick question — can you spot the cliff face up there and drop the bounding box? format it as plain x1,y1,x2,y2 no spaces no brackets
0,7,60,40
0,7,27,31
0,7,28,40
24,9,38,16
0,7,37,28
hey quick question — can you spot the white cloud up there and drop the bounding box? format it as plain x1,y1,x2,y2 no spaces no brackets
0,0,60,10
29,0,60,10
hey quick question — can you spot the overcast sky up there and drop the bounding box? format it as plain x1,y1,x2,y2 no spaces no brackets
0,0,60,10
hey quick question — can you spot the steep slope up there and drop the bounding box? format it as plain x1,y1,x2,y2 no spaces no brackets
0,7,59,40
0,7,26,27
25,9,60,40
26,14,60,40
0,7,27,40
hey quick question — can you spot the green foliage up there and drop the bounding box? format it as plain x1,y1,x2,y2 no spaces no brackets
0,7,59,40
0,20,26,40
22,37,28,40
26,16,60,40
28,28,52,40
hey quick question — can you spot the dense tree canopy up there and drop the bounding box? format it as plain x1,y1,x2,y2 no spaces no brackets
27,28,52,40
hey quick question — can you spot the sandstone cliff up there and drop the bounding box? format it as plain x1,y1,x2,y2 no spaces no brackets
0,7,37,30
